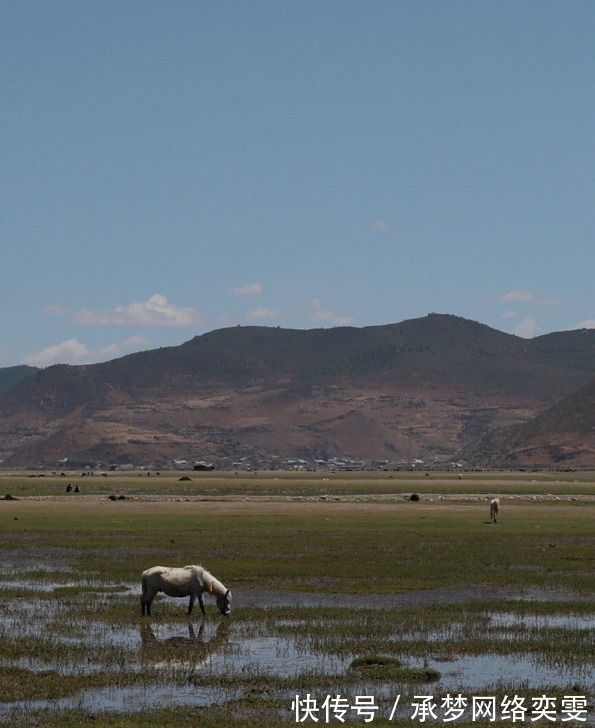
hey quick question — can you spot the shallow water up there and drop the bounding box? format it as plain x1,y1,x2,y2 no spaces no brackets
436,653,594,691
3,684,238,716
489,611,594,631
235,585,586,609
0,579,593,718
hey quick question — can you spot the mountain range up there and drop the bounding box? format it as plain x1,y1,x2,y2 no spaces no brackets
2,313,595,469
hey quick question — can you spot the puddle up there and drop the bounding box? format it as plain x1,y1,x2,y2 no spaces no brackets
436,653,594,691
1,579,105,593
489,612,594,631
234,585,588,609
3,684,238,716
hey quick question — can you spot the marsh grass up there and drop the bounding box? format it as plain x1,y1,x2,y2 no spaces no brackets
251,603,595,668
0,705,503,728
4,500,593,595
348,655,440,682
0,473,592,725
0,666,122,702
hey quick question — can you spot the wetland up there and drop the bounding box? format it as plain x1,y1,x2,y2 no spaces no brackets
0,469,593,726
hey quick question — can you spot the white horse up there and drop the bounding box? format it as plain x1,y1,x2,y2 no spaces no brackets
489,498,500,523
140,564,231,617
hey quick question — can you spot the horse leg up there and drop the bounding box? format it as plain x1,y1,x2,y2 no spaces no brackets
141,597,152,616
198,593,206,615
187,594,196,616
141,588,154,616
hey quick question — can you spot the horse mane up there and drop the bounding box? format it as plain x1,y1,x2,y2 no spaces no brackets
184,564,227,594
184,564,209,576
184,563,206,572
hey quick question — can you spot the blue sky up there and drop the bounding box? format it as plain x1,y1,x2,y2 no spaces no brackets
2,1,594,367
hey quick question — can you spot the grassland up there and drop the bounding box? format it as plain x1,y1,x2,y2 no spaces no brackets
0,470,592,727
4,467,595,497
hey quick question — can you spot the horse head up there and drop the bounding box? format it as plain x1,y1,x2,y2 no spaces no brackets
216,589,232,617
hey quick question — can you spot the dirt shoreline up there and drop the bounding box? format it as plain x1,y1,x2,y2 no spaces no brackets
4,492,594,502
1,491,593,519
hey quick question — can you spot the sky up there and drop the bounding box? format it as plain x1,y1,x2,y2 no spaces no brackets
2,1,595,368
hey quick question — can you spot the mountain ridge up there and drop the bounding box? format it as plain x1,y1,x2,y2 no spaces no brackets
2,314,595,468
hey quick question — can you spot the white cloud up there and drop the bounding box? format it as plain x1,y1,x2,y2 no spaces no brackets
569,319,595,331
23,338,91,367
97,335,150,359
22,335,152,367
497,291,565,338
74,294,204,327
229,282,264,297
499,290,564,307
248,306,285,321
512,318,540,338
500,290,536,303
304,298,354,326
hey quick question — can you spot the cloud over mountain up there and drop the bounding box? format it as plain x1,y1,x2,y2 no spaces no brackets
23,335,151,367
73,295,205,327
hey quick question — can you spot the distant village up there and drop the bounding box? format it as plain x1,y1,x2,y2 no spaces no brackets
44,455,466,473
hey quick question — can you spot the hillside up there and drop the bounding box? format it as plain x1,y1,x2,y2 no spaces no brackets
0,365,37,396
2,314,595,468
464,375,595,468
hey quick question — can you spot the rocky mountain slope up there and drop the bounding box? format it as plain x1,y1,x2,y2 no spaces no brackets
2,314,595,468
464,373,595,468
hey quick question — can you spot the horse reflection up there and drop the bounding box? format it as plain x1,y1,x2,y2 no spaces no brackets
140,620,230,669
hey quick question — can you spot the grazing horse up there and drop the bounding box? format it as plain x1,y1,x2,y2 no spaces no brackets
490,498,500,523
140,564,231,617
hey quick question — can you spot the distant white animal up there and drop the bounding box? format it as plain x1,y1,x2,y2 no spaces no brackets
140,564,231,617
490,498,500,523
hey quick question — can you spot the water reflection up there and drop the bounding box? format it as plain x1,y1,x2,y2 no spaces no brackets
489,612,594,631
140,620,230,669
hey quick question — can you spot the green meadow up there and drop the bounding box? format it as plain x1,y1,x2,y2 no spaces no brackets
0,470,593,726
